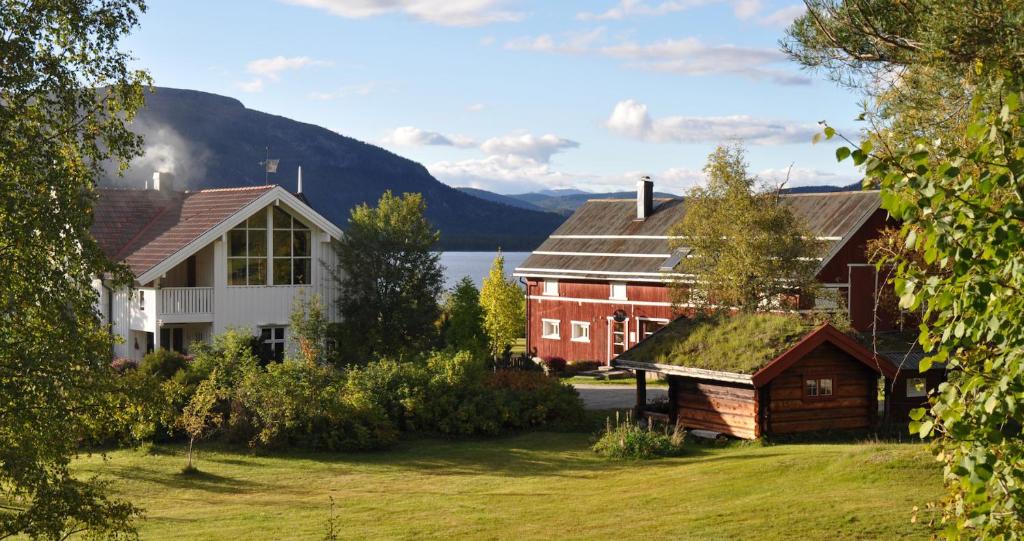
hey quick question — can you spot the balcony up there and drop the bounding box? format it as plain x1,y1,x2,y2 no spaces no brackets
158,287,214,323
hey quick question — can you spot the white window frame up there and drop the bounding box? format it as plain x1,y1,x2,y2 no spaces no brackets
542,280,559,296
610,282,628,300
259,325,287,362
570,321,590,343
606,316,630,362
541,319,561,340
906,377,927,398
636,317,670,340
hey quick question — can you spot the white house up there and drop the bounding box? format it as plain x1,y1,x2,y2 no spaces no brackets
92,172,343,362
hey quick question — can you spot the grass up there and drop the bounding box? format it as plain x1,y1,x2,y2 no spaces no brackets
623,313,817,374
71,433,942,540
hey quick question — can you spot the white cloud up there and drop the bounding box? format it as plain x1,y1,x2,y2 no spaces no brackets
504,31,807,85
246,56,332,80
504,27,607,55
466,103,486,112
578,0,711,21
430,154,578,193
599,37,808,85
308,82,383,100
606,99,819,145
760,4,805,27
236,78,265,93
279,0,523,26
732,0,761,19
383,126,477,148
757,166,858,187
480,133,579,163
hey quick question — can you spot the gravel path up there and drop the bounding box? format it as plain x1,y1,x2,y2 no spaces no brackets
572,383,668,410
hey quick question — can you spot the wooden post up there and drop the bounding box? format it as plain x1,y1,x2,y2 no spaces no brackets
635,369,647,418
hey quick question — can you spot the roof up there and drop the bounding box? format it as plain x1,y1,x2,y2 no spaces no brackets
92,185,327,279
857,330,939,373
513,191,882,281
613,314,898,386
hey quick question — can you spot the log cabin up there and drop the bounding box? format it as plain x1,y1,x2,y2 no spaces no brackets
613,313,940,438
513,178,896,365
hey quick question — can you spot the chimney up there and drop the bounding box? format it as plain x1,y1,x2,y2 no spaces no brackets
297,166,303,194
151,171,175,192
636,175,653,220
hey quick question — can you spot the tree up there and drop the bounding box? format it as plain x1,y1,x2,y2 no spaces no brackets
441,277,489,358
332,191,444,363
479,252,525,357
828,72,1024,537
1,1,150,537
290,293,328,366
668,144,822,313
787,3,1024,535
176,374,223,474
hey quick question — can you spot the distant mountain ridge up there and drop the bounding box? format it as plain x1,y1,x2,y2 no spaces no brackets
458,183,864,216
103,87,566,251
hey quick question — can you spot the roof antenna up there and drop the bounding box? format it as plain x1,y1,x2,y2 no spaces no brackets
259,146,279,185
297,166,303,194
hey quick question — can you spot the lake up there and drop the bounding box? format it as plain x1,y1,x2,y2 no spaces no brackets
438,251,531,290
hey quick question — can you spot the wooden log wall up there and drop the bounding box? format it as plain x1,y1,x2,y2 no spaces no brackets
766,342,879,435
670,376,759,439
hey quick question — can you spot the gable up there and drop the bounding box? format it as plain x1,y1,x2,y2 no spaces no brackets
751,324,897,387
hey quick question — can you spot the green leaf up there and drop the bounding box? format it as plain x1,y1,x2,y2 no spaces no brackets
909,407,927,421
824,126,836,139
812,132,822,145
984,396,998,414
836,147,851,162
918,420,934,438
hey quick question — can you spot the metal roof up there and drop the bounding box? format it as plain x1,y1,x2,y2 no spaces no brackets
514,191,881,280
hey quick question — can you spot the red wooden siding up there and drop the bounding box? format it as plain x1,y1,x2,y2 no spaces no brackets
765,343,879,435
670,377,758,439
887,370,944,426
526,279,677,363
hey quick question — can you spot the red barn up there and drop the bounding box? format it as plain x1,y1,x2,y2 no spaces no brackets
513,179,895,365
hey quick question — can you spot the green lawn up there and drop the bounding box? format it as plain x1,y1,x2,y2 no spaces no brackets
72,433,942,540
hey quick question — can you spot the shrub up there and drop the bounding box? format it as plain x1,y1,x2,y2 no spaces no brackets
138,349,189,380
236,360,397,451
343,359,427,431
592,412,686,459
111,357,138,374
487,371,586,430
540,356,567,375
565,360,601,375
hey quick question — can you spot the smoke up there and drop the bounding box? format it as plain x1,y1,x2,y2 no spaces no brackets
103,119,209,189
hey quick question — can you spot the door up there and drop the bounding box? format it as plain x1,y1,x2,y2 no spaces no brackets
608,318,628,362
160,327,185,354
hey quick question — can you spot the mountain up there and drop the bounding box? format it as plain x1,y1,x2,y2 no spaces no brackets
780,182,862,194
455,187,547,212
103,87,566,251
507,190,679,216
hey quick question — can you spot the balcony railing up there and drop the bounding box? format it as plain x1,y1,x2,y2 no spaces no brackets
159,287,214,317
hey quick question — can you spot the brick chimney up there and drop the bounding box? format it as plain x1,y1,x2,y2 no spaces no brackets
636,176,653,220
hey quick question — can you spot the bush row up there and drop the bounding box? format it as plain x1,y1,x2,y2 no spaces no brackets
108,331,586,452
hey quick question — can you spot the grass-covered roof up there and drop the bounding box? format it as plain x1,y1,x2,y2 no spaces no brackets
620,313,835,375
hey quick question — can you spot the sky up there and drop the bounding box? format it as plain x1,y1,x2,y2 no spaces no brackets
123,0,864,195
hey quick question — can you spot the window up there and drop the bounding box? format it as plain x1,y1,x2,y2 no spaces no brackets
272,207,311,285
542,280,558,296
571,321,590,342
160,326,185,354
610,282,627,300
610,320,627,355
138,290,145,311
639,319,666,339
541,319,560,339
260,326,286,363
805,377,834,398
906,377,927,398
228,211,268,285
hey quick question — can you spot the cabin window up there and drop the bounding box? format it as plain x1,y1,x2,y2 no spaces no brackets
906,377,927,398
272,207,311,286
570,321,590,342
805,377,834,398
259,326,286,363
542,280,558,296
610,282,628,300
228,210,268,286
541,319,560,340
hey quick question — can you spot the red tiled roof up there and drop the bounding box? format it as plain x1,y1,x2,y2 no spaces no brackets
92,186,275,278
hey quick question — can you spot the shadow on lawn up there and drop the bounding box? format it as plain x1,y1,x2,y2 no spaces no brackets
108,463,263,494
